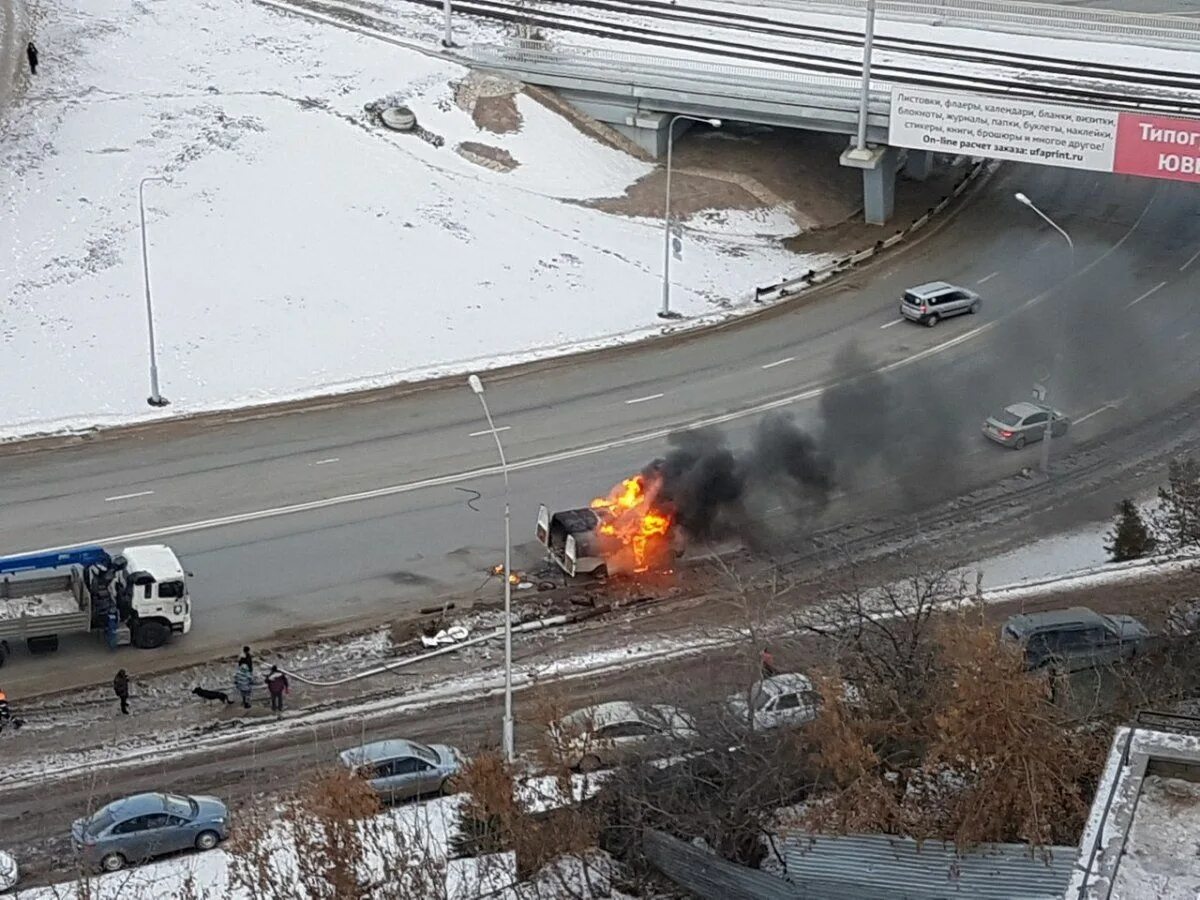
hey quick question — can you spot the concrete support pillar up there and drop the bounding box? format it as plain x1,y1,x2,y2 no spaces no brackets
903,149,934,181
839,143,898,226
611,112,678,159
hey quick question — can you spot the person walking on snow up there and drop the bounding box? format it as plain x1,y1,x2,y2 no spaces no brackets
234,662,253,709
113,669,130,715
238,645,254,672
26,43,38,76
265,665,288,713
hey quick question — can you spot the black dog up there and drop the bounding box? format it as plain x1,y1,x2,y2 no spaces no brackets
192,686,233,705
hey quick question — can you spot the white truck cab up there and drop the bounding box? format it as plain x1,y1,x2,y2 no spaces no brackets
115,544,192,646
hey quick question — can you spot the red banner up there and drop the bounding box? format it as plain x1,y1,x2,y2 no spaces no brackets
1114,112,1200,183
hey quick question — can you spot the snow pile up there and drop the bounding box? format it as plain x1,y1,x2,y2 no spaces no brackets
0,589,80,620
0,0,824,440
1110,775,1200,900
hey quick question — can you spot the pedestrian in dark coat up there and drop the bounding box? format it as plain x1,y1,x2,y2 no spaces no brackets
233,663,253,709
0,689,10,730
265,665,288,713
238,646,254,672
26,42,38,75
113,669,130,715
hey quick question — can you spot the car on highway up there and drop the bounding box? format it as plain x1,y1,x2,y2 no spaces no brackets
1001,606,1150,673
339,738,463,802
899,281,980,327
982,401,1070,449
0,850,18,893
550,701,699,772
70,792,229,872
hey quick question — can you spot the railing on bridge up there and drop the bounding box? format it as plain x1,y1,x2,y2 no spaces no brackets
737,0,1200,50
465,40,891,118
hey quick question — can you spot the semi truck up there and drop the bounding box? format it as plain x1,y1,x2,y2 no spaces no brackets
0,544,192,665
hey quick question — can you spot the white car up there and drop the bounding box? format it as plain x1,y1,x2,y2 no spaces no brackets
550,701,698,771
0,850,19,893
726,673,860,732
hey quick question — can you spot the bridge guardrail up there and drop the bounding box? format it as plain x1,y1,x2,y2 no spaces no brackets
736,0,1200,50
466,41,891,107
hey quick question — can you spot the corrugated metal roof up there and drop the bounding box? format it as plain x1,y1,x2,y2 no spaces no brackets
781,834,1075,900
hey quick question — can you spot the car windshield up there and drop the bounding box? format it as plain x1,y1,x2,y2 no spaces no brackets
86,809,117,836
164,794,197,819
995,410,1023,427
407,742,438,764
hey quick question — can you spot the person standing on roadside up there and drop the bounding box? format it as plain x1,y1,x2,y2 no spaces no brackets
238,645,254,672
234,662,253,709
26,43,38,76
113,669,130,715
265,665,288,713
0,689,10,732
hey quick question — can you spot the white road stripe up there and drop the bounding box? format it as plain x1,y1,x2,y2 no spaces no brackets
1126,281,1167,309
1073,405,1115,426
976,271,999,284
760,357,794,369
18,190,1163,556
625,393,664,405
104,490,155,503
1182,248,1200,272
1180,331,1193,341
880,318,905,329
468,426,510,438
313,457,340,465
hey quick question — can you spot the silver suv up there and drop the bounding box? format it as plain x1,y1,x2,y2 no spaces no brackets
900,281,980,327
1001,607,1149,673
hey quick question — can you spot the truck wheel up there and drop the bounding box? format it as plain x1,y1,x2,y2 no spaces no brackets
132,620,171,649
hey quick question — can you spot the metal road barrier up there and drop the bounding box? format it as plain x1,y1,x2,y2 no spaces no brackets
465,41,891,112
736,0,1200,50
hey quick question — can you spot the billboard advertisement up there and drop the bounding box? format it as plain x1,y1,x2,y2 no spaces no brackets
888,87,1200,184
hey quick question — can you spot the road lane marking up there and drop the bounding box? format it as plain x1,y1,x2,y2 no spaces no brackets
1182,248,1200,271
625,393,664,405
760,357,794,369
977,271,999,284
1073,405,1115,426
313,457,340,465
104,490,155,503
1126,281,1167,309
1181,331,1193,341
468,427,510,438
22,187,1162,555
880,318,905,329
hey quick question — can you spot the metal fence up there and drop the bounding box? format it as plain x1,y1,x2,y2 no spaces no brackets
735,0,1200,49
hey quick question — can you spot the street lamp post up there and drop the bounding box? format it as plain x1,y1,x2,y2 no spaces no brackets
441,0,454,47
139,175,171,408
660,114,722,320
855,0,878,153
1014,191,1075,475
467,374,514,762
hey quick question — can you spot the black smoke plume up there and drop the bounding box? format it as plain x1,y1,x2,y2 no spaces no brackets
647,414,833,545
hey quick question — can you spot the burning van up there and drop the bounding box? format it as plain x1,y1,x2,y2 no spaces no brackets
536,473,683,578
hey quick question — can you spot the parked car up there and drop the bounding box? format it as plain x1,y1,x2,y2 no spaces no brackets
726,673,861,731
550,701,698,772
899,281,980,327
71,792,228,873
1001,607,1149,673
983,401,1070,449
0,850,18,893
339,739,462,802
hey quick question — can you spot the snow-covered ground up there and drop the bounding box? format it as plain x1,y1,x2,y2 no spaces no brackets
0,0,824,440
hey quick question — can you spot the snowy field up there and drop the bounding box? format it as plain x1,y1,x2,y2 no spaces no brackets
0,0,820,440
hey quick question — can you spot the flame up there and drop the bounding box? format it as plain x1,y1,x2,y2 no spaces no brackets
589,475,674,572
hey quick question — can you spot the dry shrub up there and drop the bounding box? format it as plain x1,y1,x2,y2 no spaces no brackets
802,612,1106,849
453,747,600,881
228,768,446,899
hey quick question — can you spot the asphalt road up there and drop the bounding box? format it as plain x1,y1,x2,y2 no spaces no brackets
3,162,1200,690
